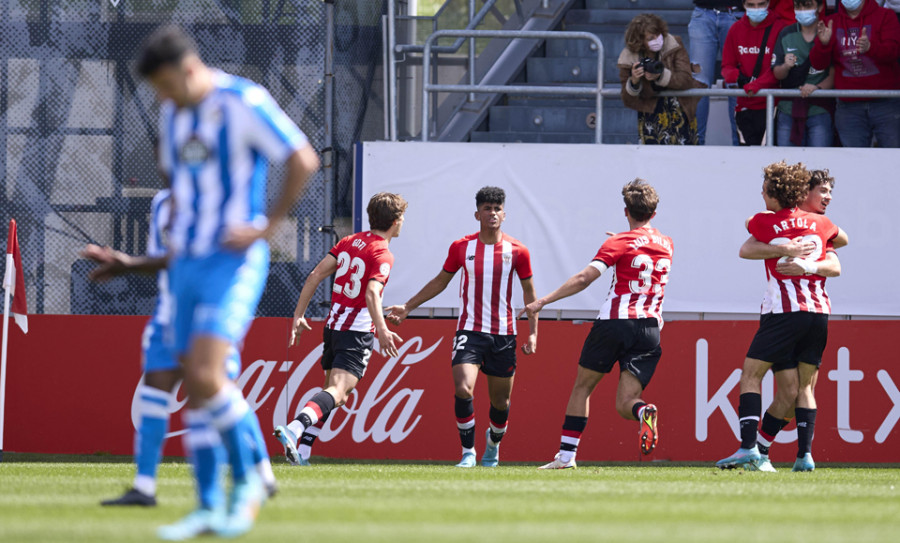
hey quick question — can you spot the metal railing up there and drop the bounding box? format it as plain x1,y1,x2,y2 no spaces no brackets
422,29,605,142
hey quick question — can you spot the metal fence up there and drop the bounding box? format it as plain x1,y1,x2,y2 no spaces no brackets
0,0,385,319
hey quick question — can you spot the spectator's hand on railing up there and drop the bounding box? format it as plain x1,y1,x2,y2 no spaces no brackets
744,79,763,96
816,20,833,46
857,27,870,55
799,83,819,98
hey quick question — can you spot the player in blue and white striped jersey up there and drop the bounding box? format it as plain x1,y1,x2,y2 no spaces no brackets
87,189,277,509
136,25,319,539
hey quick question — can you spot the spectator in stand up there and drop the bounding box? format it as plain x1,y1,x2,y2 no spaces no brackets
619,13,707,144
877,1,900,25
771,0,800,20
773,0,836,146
810,0,900,147
722,0,790,145
689,1,744,145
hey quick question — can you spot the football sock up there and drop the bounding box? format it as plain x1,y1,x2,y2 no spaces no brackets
559,415,588,464
632,401,648,421
205,383,256,481
738,393,761,450
134,384,172,496
298,416,327,461
757,411,788,455
488,405,509,446
183,408,226,510
289,390,337,436
455,396,475,450
795,407,817,457
245,409,275,486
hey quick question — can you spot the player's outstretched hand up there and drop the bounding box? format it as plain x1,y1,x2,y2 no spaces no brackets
379,330,404,358
517,299,544,320
79,244,131,281
290,316,313,347
384,304,409,325
222,224,267,250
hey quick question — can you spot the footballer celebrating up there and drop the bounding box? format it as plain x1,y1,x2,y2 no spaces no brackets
523,179,672,469
386,186,538,468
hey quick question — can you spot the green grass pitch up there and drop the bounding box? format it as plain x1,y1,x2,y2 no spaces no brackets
1,456,899,543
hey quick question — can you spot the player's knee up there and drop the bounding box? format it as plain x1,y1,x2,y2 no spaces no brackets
455,383,474,398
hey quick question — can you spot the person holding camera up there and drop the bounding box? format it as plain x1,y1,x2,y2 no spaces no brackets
618,13,707,144
722,0,789,144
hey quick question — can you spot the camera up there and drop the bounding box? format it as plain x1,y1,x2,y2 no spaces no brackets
638,57,664,75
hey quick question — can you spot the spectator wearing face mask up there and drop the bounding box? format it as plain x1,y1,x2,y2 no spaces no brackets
619,13,707,144
809,0,900,147
722,0,790,145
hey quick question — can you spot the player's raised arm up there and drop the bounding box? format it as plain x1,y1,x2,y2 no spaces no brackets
832,227,849,249
385,270,455,324
520,264,603,319
79,244,170,281
290,253,338,346
366,279,403,358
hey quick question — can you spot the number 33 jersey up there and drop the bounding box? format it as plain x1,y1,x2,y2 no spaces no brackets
326,231,394,332
591,226,673,326
748,207,839,315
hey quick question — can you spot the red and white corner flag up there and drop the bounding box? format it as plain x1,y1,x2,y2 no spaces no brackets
3,219,27,334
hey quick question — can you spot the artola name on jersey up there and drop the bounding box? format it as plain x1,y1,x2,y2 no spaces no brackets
161,71,307,256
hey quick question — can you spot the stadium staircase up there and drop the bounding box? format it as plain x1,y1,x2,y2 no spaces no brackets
466,0,696,144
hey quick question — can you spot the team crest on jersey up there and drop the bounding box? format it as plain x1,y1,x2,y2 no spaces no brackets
380,263,391,277
502,253,512,264
180,135,210,166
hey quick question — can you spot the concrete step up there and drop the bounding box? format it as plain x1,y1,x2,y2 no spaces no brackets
545,37,601,58
527,56,601,84
566,8,693,27
488,104,637,133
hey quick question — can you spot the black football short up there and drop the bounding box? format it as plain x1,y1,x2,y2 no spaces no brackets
322,327,375,380
746,312,829,370
451,330,517,378
578,318,661,389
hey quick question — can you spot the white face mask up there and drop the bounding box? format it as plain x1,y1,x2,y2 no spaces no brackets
647,34,664,52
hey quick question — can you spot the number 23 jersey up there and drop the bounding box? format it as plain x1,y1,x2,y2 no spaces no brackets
591,226,673,325
326,231,393,332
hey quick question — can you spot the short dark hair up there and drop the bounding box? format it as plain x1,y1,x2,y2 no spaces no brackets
763,161,810,209
809,169,834,190
793,0,823,8
367,192,408,231
136,25,198,78
475,186,505,207
622,179,658,221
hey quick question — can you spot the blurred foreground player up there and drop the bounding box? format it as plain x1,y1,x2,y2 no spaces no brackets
136,25,318,539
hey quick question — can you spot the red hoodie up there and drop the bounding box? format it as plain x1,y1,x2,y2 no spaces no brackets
770,0,796,23
809,0,900,101
722,12,788,111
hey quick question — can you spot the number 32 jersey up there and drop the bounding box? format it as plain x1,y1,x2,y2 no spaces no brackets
326,231,394,332
590,226,673,325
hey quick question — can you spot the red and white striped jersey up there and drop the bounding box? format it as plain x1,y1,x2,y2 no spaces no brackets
592,226,674,325
748,208,839,314
442,233,532,336
326,231,393,332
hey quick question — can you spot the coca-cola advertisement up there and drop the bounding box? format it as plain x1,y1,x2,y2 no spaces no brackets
3,316,898,463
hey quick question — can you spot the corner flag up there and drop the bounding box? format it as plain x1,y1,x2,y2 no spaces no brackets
3,219,27,334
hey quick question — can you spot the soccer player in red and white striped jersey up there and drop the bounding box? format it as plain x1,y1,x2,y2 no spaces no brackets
718,166,847,472
273,193,407,466
386,187,538,468
522,179,672,469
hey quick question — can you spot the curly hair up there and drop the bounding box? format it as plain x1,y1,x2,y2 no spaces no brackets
475,186,506,207
622,178,659,222
763,161,811,209
367,192,408,231
809,169,834,190
624,13,669,55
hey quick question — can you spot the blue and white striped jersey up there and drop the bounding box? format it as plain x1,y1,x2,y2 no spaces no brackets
148,189,173,325
158,70,308,257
